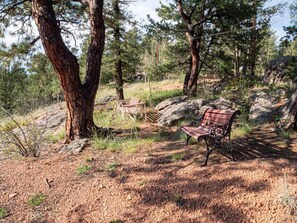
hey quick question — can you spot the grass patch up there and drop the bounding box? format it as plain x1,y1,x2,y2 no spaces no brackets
171,152,185,161
84,155,94,162
147,89,183,107
105,162,119,172
0,119,17,132
0,207,7,219
109,220,122,223
45,128,65,143
232,112,253,139
27,193,46,207
77,165,91,175
97,79,181,103
93,110,139,129
92,134,154,154
232,123,253,138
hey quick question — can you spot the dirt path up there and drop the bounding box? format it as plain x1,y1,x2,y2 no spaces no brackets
0,124,297,223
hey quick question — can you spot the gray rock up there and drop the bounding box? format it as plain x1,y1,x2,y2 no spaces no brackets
213,98,234,110
194,99,208,109
249,92,276,123
36,108,66,129
274,89,287,99
157,101,198,126
199,105,215,115
97,95,116,105
155,96,188,111
60,138,88,154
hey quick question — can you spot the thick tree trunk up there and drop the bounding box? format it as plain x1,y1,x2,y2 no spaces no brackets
278,87,297,130
32,0,105,142
113,0,124,100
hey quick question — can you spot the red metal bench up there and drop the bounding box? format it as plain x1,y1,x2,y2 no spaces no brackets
181,108,240,166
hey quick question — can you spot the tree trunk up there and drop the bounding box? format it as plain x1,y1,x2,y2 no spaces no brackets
113,0,124,100
187,44,199,96
32,0,105,142
278,87,297,130
250,0,257,76
177,0,203,96
183,56,192,95
115,59,124,100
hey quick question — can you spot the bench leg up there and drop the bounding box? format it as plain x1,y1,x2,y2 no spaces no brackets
186,135,191,146
202,139,211,166
227,135,235,161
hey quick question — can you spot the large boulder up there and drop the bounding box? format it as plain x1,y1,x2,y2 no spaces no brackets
263,56,297,86
155,96,188,111
213,97,234,110
249,92,276,123
157,98,207,126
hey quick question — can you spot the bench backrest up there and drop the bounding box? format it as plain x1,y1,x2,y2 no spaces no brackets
129,97,141,105
200,108,240,137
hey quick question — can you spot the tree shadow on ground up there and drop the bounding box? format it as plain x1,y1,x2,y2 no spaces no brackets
119,127,297,222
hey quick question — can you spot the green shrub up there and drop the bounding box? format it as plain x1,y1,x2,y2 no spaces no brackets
0,108,48,157
27,193,46,207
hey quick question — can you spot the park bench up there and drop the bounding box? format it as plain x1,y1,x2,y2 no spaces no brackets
117,97,146,120
180,108,240,166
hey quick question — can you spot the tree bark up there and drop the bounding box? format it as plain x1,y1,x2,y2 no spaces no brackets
177,0,203,96
187,37,200,95
250,0,257,76
32,0,105,142
278,87,297,130
183,56,192,95
113,0,124,100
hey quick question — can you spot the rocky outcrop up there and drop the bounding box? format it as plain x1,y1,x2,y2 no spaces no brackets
155,96,188,111
156,98,208,126
263,56,297,86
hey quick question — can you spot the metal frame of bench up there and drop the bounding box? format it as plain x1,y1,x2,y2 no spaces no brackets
117,97,146,121
181,108,240,166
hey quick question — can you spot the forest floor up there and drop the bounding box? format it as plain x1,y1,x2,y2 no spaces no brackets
0,120,297,223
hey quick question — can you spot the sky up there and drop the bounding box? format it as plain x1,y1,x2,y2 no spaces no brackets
129,0,294,41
